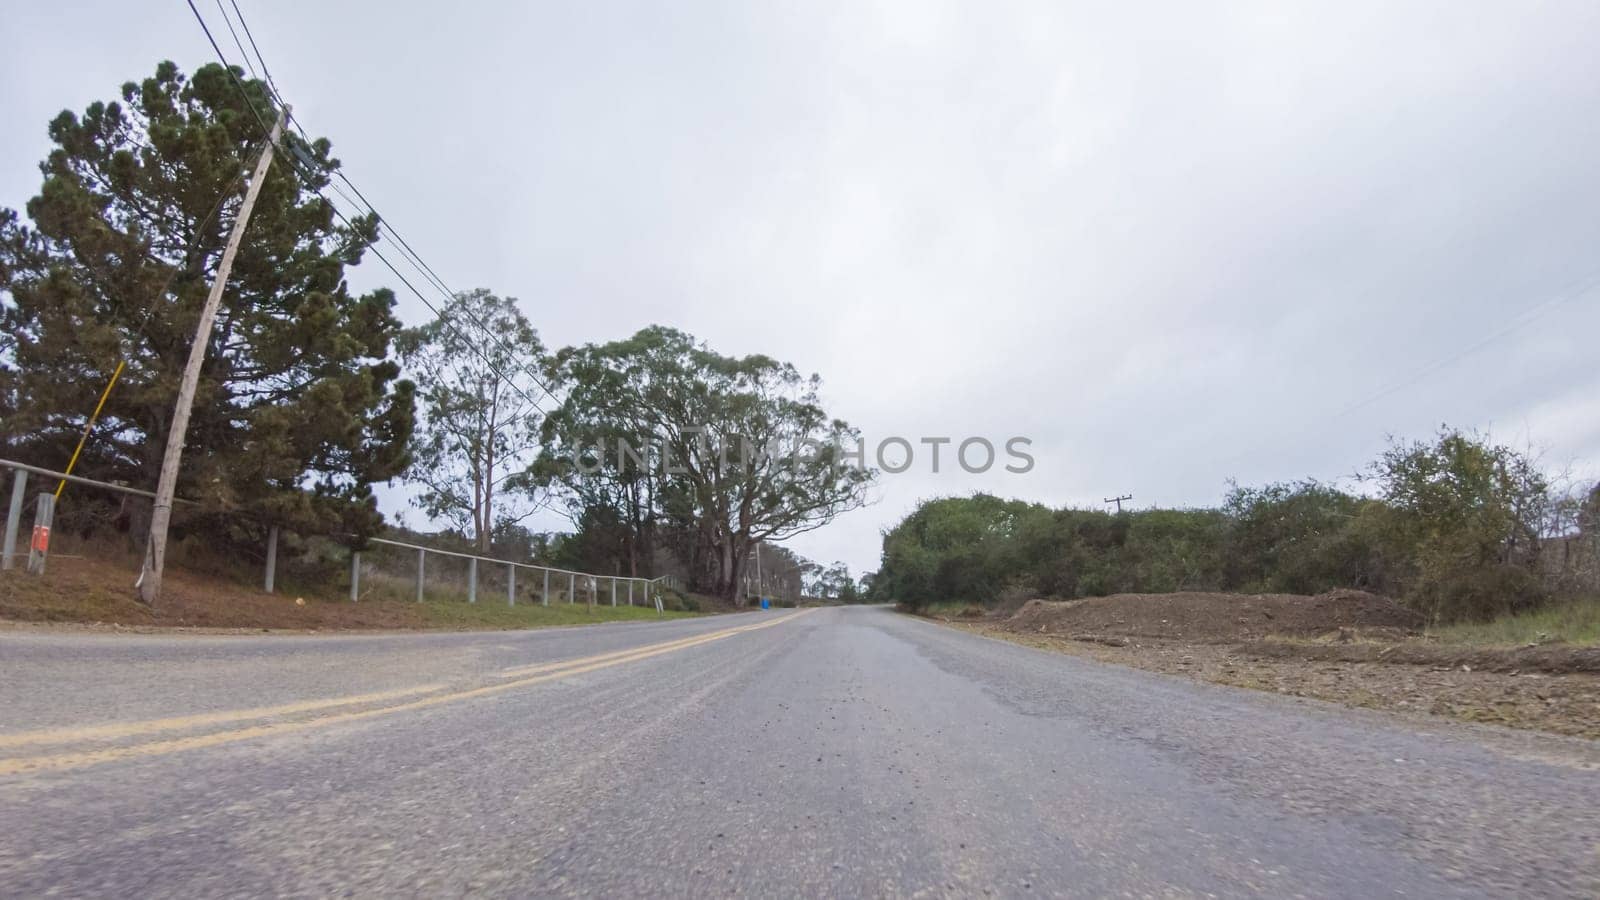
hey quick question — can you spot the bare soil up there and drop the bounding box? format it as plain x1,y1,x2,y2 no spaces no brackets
941,590,1600,739
1007,589,1423,641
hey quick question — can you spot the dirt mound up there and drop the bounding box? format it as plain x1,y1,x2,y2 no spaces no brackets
1004,589,1422,643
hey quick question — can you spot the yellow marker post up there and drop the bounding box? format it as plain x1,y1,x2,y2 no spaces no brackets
55,359,126,499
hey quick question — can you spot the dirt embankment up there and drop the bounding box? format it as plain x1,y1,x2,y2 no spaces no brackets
1007,589,1422,642
949,590,1600,740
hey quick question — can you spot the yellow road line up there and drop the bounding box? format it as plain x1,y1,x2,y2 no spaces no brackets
498,613,802,677
0,610,811,777
0,684,448,750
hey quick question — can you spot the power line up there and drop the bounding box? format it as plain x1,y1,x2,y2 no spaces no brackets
225,0,277,94
201,0,559,408
1206,269,1600,485
183,0,559,412
276,126,562,407
184,0,275,136
211,0,258,81
1332,272,1600,419
320,202,550,412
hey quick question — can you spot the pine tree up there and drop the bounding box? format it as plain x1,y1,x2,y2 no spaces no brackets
0,61,413,540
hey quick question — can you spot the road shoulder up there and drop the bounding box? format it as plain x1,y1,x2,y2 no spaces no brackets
922,614,1600,741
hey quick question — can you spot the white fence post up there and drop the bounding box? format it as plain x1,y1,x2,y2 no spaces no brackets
508,564,516,606
416,548,426,602
628,579,634,606
349,550,361,602
611,577,617,607
264,525,279,593
468,557,477,604
542,569,550,606
569,573,575,604
2,469,25,571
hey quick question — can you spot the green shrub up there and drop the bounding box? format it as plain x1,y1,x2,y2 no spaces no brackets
872,429,1563,624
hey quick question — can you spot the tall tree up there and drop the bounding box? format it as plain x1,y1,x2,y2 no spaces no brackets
543,326,875,603
0,61,413,538
396,288,548,553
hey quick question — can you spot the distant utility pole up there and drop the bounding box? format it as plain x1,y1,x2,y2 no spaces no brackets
1104,494,1132,514
137,107,287,606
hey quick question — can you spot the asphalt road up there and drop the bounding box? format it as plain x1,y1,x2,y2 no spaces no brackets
2,606,1598,897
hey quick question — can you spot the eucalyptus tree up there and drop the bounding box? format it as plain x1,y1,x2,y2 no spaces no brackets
397,289,549,553
543,326,875,602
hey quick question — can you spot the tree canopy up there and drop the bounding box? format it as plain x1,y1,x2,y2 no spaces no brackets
0,61,413,539
397,288,547,552
540,326,875,602
872,429,1578,623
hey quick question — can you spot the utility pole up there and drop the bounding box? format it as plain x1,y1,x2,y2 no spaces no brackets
1105,494,1132,514
137,107,287,606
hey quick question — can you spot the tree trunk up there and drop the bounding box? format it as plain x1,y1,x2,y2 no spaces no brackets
719,536,739,605
725,548,745,606
480,383,497,554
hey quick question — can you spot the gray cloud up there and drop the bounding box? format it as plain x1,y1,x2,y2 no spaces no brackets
5,0,1598,575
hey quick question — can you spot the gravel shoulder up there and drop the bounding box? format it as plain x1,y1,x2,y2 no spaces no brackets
944,619,1600,739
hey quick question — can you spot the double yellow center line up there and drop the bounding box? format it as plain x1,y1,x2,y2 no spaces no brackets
0,610,810,777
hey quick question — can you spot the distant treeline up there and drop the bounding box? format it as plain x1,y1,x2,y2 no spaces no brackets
869,428,1600,623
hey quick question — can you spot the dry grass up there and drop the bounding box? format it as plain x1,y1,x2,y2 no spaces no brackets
0,555,697,631
1432,596,1600,647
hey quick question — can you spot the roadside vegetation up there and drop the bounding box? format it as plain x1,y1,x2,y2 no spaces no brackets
0,60,873,616
886,431,1600,738
0,556,699,631
1432,596,1600,647
872,428,1599,635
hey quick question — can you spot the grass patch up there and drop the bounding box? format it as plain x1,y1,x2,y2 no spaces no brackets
910,601,993,619
1431,596,1600,647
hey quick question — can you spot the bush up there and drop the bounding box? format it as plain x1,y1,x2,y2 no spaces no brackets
1413,563,1548,624
871,429,1562,624
993,578,1038,614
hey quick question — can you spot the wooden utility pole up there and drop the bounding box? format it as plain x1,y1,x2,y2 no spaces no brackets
1105,494,1132,514
137,108,287,606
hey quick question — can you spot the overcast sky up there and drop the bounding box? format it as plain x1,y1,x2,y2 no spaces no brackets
5,1,1599,577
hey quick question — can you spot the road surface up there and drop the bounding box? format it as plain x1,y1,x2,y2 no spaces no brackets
2,605,1597,897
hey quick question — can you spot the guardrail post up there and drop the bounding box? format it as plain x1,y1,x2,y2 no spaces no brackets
2,469,25,571
468,557,477,603
264,525,279,593
508,564,516,606
568,572,575,604
349,550,361,602
26,493,55,575
416,548,426,602
542,569,550,606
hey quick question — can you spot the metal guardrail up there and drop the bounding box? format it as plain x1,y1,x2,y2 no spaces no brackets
1,457,678,612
